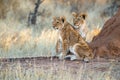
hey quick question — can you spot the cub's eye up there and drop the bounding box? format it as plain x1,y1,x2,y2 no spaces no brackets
57,22,59,23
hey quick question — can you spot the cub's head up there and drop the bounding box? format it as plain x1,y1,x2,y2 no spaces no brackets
52,16,66,30
72,12,87,29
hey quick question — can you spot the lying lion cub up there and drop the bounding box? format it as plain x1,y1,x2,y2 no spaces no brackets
52,16,93,62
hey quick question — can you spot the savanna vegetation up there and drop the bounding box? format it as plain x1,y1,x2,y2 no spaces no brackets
0,0,120,80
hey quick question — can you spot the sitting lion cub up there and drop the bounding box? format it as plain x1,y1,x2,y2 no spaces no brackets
72,12,101,42
52,16,93,62
72,12,89,40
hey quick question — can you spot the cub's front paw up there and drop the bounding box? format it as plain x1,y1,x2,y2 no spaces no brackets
65,55,77,60
84,57,90,63
58,53,66,60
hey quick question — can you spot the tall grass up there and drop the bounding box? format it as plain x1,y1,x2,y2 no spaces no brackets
0,1,119,80
0,27,58,58
0,0,112,59
0,0,103,58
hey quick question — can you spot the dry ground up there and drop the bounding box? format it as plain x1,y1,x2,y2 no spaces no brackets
0,57,120,80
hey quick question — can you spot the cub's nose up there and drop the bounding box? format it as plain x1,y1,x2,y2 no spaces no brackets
53,26,58,29
56,27,58,29
53,26,55,28
74,21,78,25
74,22,76,25
74,22,79,26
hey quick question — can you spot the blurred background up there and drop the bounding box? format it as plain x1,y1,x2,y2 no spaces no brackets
0,0,119,58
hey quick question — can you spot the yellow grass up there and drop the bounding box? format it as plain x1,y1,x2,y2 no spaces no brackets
0,61,119,80
86,25,101,42
0,27,58,58
0,0,119,80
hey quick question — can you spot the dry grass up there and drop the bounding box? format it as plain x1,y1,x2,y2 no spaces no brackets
0,28,58,58
0,0,104,58
86,25,101,42
0,0,119,80
0,61,120,80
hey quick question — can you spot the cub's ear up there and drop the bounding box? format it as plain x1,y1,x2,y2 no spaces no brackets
81,13,87,20
72,12,77,17
60,16,66,23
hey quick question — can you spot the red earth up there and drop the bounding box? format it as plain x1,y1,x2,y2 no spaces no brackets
90,8,120,59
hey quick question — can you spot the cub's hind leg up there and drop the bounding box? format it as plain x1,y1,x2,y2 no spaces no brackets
74,43,93,62
65,54,77,60
69,44,84,61
71,43,92,62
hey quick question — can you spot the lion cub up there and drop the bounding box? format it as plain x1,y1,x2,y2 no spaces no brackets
52,16,93,62
72,12,101,42
72,12,89,40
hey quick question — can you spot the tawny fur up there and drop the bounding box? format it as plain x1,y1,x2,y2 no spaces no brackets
72,12,89,40
72,12,101,42
52,16,94,61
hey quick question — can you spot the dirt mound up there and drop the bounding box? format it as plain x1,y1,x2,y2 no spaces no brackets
90,8,120,59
